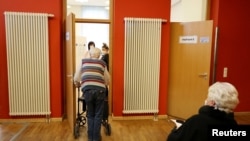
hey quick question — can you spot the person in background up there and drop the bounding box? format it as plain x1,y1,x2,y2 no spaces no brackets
100,43,110,123
83,41,95,58
74,47,110,141
166,82,240,141
100,43,109,71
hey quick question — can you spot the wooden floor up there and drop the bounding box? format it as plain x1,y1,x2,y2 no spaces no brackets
1,114,250,141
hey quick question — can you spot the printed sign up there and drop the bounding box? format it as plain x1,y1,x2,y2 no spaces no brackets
200,36,210,43
179,35,197,44
66,32,69,40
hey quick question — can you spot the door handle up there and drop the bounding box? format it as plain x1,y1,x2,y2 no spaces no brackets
198,73,208,79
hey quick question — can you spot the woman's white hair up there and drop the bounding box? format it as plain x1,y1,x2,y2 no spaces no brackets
206,82,239,113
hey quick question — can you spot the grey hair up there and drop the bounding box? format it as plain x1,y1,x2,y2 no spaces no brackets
206,82,239,113
89,47,101,58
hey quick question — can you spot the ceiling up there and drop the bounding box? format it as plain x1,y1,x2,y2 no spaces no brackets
67,0,109,6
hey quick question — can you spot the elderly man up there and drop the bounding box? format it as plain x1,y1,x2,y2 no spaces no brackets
74,47,110,141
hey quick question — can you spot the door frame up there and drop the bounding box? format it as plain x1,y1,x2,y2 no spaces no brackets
74,18,113,118
63,0,114,133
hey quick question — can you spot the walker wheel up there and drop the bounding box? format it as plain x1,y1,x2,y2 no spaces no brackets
79,116,87,126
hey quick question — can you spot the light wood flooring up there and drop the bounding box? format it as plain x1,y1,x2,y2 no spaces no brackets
1,114,250,141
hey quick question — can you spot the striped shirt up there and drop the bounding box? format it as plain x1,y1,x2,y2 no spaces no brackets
74,58,109,91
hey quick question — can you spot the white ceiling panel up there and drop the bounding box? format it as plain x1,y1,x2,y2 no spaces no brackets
67,0,109,6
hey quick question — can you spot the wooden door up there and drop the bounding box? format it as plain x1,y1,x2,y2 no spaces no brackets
168,21,213,119
65,13,76,133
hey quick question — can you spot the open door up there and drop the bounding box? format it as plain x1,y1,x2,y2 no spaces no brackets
65,13,76,133
168,21,213,119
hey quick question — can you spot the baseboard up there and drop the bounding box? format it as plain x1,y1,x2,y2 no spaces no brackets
0,117,63,123
234,112,250,116
111,114,168,121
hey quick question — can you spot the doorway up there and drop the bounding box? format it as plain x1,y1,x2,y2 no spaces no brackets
65,0,113,133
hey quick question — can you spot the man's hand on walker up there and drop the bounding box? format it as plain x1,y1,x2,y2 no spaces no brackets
74,81,81,88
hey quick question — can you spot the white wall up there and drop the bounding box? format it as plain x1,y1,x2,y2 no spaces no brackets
171,0,208,22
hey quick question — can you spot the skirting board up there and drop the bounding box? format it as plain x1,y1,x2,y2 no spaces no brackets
167,112,250,121
1,112,248,123
0,117,63,123
234,112,250,116
167,112,250,120
111,114,168,121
